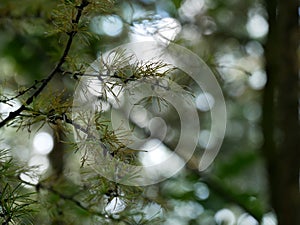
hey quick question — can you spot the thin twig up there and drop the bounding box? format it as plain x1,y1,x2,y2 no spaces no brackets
39,183,107,218
19,178,107,219
201,175,263,221
0,80,43,106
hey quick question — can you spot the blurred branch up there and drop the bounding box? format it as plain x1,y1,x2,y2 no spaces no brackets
163,140,265,222
0,0,89,128
37,183,107,219
213,64,252,76
19,178,107,219
19,178,123,221
200,175,264,221
0,80,43,106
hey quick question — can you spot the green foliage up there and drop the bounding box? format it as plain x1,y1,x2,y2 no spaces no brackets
0,149,37,224
1,0,294,224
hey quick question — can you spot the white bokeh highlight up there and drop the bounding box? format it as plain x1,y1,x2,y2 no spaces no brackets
91,15,123,37
33,132,54,155
130,17,181,45
247,14,268,38
215,208,236,225
248,70,267,90
196,92,215,111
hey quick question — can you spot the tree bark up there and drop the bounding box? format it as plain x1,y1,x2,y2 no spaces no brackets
263,0,300,224
49,125,65,177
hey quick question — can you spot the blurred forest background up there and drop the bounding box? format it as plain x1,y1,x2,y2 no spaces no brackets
0,0,299,225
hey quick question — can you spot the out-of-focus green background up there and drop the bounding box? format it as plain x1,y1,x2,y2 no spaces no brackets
0,0,298,225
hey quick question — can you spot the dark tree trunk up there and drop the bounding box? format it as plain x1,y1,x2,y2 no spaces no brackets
263,0,300,224
49,125,65,177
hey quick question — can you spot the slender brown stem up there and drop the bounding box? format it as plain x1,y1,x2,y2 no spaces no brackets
19,178,107,219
